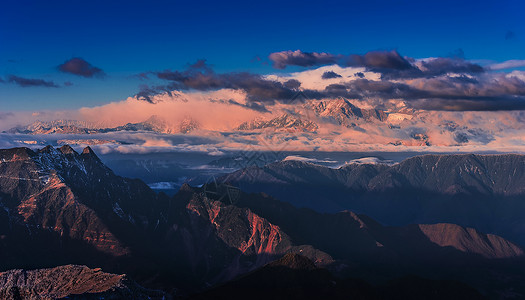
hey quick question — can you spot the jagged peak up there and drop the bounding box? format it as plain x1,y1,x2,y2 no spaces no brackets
39,145,56,154
81,146,100,161
179,183,195,192
82,146,94,154
59,145,78,155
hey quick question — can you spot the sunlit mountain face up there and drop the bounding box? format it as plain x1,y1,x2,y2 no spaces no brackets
2,0,525,299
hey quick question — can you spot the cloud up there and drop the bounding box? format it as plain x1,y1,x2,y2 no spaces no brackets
488,60,525,70
282,155,337,164
377,57,484,79
270,49,484,80
269,50,339,69
226,99,270,113
135,84,162,103
283,79,301,89
58,57,105,78
346,50,413,70
313,72,525,111
6,75,59,88
321,71,342,79
151,60,329,105
269,49,414,71
131,51,525,113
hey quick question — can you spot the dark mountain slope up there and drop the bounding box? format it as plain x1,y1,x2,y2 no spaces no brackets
0,146,331,294
192,253,485,300
223,154,525,245
1,146,524,298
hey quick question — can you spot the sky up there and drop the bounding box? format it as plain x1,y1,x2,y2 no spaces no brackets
1,0,525,111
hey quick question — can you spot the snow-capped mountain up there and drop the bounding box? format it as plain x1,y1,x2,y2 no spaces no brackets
6,115,200,135
6,119,99,134
107,114,173,133
237,113,318,132
311,98,388,127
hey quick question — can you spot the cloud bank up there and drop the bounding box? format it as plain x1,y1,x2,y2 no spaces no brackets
4,50,525,155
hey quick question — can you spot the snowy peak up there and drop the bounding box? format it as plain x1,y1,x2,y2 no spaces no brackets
179,116,200,134
237,113,318,132
311,98,387,126
5,115,199,135
6,119,98,134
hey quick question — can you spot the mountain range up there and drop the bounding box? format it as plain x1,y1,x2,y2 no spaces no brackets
3,97,501,151
1,146,525,298
5,115,200,135
222,154,525,246
5,99,404,135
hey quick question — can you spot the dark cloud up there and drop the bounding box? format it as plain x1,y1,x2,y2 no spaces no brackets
269,50,414,71
320,74,525,111
135,84,160,103
58,57,105,78
505,30,516,40
141,54,525,112
269,50,339,69
153,61,328,104
411,98,525,111
418,58,484,77
270,49,484,80
344,79,416,100
284,79,301,89
64,81,74,86
227,99,270,113
453,128,494,144
368,57,483,80
346,50,413,70
321,71,342,79
7,75,59,88
324,83,359,98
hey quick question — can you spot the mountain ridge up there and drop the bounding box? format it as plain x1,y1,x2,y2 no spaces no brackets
2,146,525,298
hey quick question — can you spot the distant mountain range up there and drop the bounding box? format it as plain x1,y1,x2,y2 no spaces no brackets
1,146,525,298
2,98,506,151
237,113,318,132
222,154,525,246
5,115,200,135
5,99,408,135
4,98,497,150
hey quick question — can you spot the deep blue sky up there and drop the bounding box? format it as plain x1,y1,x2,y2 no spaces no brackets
1,0,524,110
